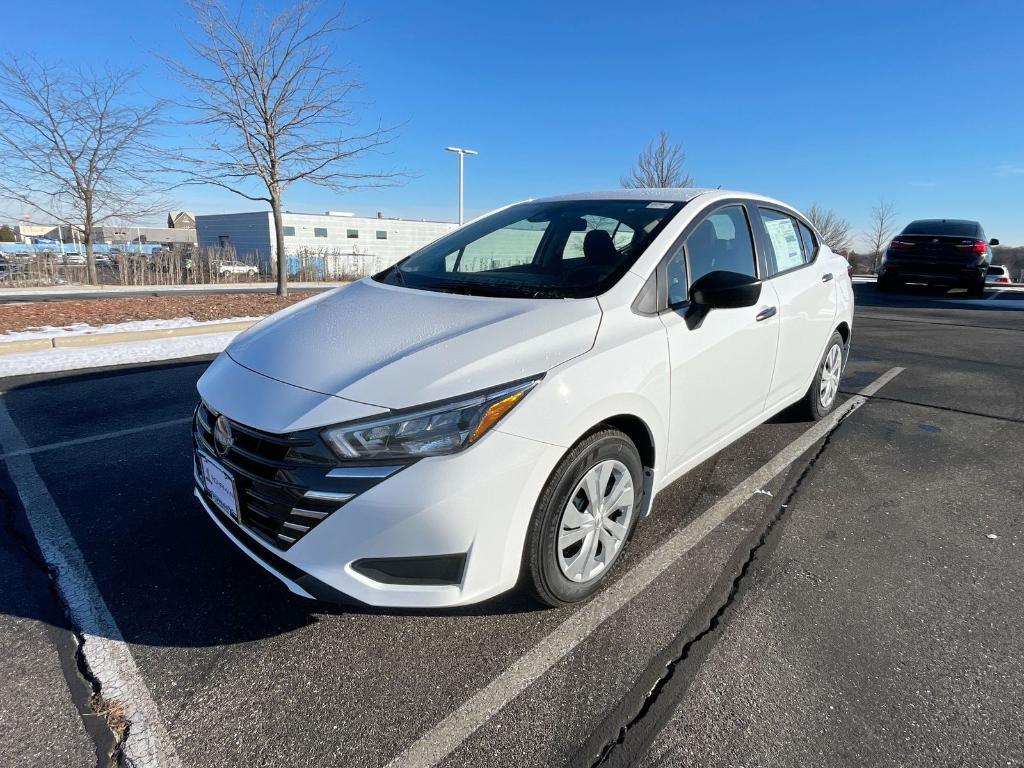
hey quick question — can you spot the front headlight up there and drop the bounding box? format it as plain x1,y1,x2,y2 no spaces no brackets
322,377,542,460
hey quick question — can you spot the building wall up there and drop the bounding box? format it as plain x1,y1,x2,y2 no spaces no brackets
279,213,456,263
92,226,198,245
195,212,274,262
197,210,457,270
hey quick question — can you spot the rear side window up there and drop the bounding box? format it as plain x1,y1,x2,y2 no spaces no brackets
682,205,757,289
760,209,809,274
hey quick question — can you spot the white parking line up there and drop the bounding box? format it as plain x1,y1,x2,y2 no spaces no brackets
0,417,192,460
386,366,905,768
0,400,182,768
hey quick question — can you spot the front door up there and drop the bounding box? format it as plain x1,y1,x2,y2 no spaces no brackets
659,203,780,474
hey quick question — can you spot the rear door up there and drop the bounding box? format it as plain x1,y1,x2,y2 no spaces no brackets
755,207,837,409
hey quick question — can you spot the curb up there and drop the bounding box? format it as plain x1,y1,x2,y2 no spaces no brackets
0,319,258,356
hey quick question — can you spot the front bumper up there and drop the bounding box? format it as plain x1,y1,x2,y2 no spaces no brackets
193,410,563,609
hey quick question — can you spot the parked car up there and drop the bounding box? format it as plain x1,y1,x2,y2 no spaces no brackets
62,252,87,266
878,219,997,296
0,260,18,278
193,189,854,608
986,265,1012,286
215,260,259,277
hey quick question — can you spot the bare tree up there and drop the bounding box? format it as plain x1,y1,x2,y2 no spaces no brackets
806,203,853,255
0,60,166,284
168,0,401,296
621,130,694,189
865,198,899,273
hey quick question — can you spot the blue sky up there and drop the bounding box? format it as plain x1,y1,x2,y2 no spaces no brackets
6,0,1024,246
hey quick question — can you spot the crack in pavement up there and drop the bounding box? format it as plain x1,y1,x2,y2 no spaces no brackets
839,390,1024,425
0,493,121,768
577,408,854,768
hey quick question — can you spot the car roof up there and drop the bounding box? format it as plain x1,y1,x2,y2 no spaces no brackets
532,187,794,208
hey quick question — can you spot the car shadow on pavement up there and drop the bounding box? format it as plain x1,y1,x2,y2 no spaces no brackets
853,282,1024,311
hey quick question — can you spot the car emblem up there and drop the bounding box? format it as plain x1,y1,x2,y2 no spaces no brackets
932,238,939,243
213,416,234,457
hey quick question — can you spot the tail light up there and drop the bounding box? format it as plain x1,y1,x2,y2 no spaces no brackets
889,238,915,249
997,276,1010,284
954,239,987,253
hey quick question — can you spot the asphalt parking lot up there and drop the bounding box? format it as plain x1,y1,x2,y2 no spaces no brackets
1,283,1022,768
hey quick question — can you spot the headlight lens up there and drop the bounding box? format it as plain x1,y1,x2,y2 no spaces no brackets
322,378,541,460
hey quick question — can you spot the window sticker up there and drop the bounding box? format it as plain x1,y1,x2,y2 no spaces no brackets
764,217,803,271
646,202,673,209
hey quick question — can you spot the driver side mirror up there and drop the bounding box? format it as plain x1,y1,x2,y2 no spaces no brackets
685,270,762,329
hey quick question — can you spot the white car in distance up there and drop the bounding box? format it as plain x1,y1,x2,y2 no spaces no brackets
216,259,259,278
194,189,854,609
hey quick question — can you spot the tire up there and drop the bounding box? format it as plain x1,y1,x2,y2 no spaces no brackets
798,331,846,421
967,281,985,298
877,275,898,292
524,429,643,608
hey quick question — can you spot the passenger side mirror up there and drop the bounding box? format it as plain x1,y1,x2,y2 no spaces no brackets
989,238,1000,246
685,270,762,329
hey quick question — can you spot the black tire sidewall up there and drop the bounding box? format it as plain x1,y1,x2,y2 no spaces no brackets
528,431,643,606
806,332,846,420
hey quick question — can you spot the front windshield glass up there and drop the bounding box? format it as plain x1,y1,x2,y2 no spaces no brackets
374,199,683,298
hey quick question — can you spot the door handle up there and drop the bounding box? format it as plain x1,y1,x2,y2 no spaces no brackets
821,272,834,282
755,306,777,322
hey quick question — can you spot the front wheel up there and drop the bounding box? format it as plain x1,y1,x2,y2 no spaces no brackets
524,429,643,607
798,332,846,421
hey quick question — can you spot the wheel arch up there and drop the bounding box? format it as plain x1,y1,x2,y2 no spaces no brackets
582,413,658,518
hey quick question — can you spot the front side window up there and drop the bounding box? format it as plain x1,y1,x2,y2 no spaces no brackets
314,227,328,238
375,199,682,298
684,205,757,286
760,209,806,274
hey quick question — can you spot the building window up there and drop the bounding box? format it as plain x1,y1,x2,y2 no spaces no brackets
376,230,388,240
314,227,328,238
347,229,359,239
283,226,296,237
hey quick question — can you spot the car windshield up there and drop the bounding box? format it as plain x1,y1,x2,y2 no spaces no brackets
374,199,683,298
901,220,981,238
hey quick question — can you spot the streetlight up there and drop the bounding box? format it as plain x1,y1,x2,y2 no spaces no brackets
445,146,478,225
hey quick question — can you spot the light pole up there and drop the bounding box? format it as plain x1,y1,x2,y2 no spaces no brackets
445,146,478,225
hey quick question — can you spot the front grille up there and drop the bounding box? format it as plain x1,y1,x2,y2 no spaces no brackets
193,401,402,551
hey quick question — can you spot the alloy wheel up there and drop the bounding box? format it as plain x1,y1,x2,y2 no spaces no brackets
556,459,635,583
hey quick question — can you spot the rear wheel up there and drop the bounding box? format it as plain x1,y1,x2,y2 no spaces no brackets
798,332,845,421
524,429,643,607
967,281,985,298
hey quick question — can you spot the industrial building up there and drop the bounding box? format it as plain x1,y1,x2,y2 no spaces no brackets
195,210,457,271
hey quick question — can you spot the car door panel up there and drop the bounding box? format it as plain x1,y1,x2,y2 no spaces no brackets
753,210,839,409
660,279,780,470
657,203,780,475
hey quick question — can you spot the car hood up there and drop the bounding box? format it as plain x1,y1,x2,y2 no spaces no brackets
226,278,602,409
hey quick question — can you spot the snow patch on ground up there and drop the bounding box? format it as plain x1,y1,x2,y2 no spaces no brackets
0,332,240,377
0,316,260,342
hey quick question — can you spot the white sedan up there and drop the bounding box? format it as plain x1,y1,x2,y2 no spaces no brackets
194,189,853,608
